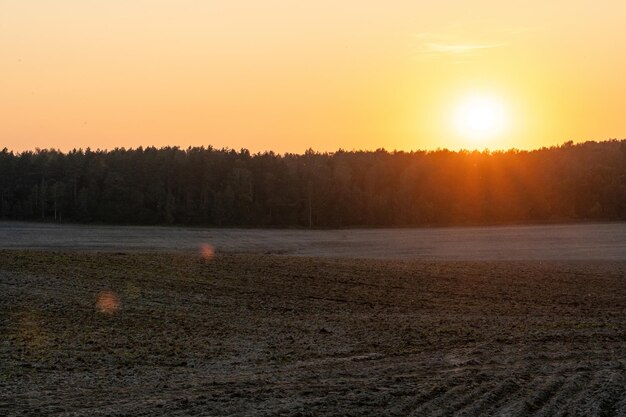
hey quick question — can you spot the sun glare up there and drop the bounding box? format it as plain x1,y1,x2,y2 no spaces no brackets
453,94,509,146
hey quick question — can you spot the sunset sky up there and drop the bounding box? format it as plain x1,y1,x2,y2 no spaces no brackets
2,1,625,153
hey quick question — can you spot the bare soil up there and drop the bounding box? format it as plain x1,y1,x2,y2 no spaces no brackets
1,221,625,261
1,251,625,416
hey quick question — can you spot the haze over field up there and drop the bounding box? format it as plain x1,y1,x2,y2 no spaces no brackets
1,222,625,261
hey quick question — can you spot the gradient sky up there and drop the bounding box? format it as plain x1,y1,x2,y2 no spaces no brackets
2,1,626,153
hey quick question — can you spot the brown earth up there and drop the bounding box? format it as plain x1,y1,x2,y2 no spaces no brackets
1,250,625,416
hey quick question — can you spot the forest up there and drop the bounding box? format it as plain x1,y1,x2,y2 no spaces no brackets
0,140,624,227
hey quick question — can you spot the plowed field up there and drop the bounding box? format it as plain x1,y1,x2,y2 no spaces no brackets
2,251,625,416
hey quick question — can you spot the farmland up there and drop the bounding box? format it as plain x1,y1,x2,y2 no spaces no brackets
2,242,625,415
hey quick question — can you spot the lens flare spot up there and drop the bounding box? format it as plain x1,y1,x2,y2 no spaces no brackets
199,244,215,260
16,311,49,354
96,290,120,315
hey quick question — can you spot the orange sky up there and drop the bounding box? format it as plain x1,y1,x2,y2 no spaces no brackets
2,1,626,153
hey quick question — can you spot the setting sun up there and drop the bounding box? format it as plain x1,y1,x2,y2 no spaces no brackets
2,1,626,153
453,94,509,146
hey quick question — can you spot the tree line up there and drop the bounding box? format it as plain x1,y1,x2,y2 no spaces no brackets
0,140,624,227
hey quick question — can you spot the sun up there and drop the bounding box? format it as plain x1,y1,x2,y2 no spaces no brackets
453,94,508,146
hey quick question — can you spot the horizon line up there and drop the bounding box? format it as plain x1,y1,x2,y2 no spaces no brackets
2,139,625,156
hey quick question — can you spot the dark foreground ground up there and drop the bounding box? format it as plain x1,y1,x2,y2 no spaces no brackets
1,251,625,416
